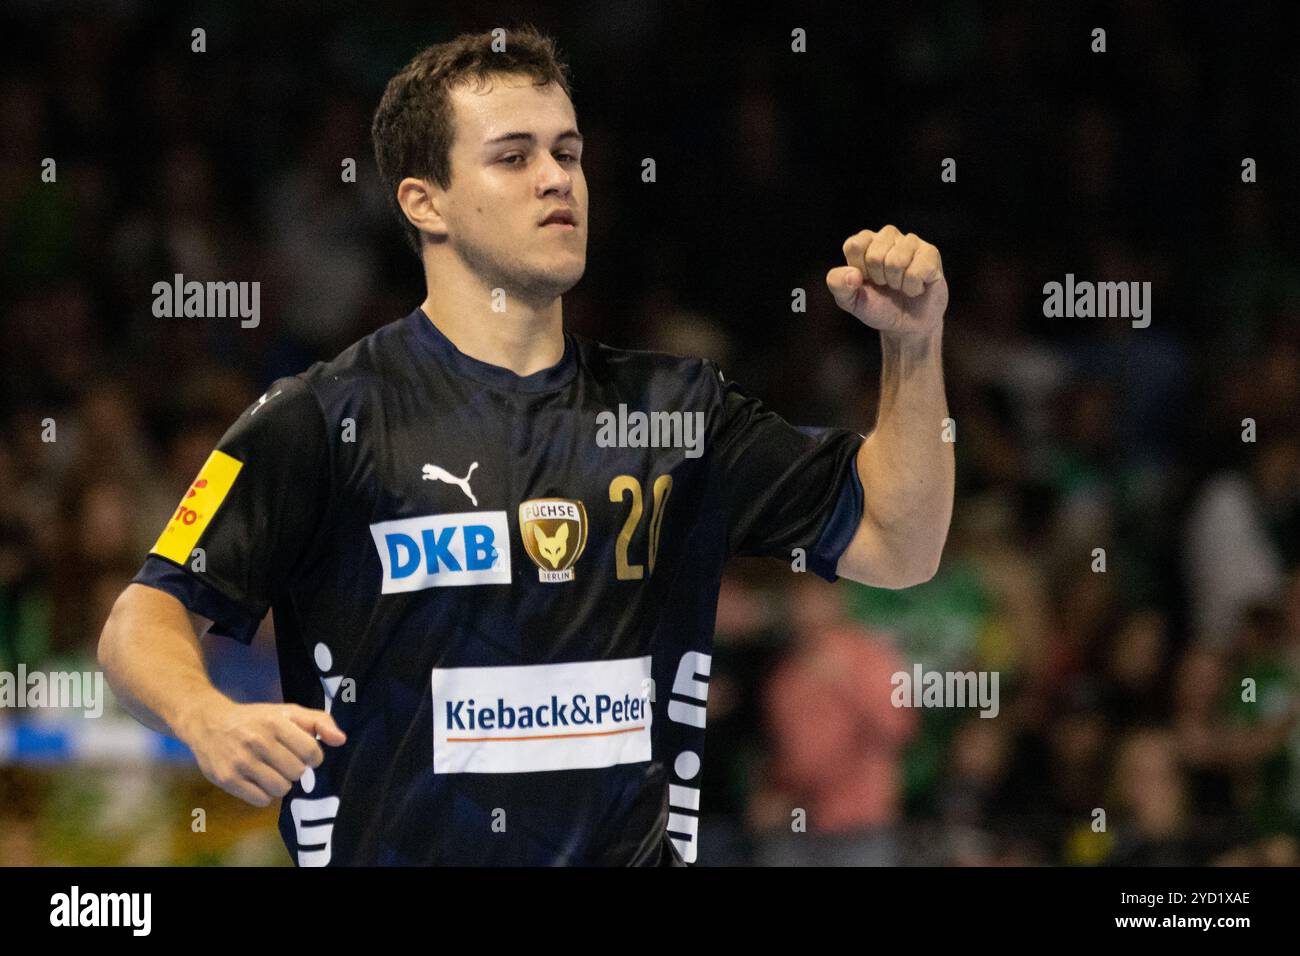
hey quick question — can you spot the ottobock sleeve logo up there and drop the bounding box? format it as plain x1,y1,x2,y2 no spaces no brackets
150,450,243,565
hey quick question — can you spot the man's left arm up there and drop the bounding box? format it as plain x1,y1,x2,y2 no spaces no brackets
826,225,954,589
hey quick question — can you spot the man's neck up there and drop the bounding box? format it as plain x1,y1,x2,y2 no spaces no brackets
419,260,565,377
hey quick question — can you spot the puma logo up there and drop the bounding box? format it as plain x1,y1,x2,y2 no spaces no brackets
422,461,479,506
533,523,569,567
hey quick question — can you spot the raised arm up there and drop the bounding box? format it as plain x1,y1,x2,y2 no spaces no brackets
826,225,954,588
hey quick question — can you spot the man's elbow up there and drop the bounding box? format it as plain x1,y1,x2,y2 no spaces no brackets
875,553,942,590
97,588,134,674
97,601,119,673
840,519,946,589
838,549,942,590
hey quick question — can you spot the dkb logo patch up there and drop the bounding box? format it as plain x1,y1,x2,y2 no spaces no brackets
369,512,511,592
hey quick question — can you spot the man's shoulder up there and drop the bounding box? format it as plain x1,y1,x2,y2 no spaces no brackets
572,333,725,393
297,310,421,398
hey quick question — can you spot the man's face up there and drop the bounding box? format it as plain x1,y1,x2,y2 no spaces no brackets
437,73,587,304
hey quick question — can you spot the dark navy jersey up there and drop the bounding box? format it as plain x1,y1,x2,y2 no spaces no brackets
133,306,865,866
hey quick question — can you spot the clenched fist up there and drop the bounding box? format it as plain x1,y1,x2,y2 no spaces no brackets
181,699,346,807
827,225,947,339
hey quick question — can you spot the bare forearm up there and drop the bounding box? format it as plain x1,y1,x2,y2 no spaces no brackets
99,586,344,809
856,328,955,578
98,584,230,739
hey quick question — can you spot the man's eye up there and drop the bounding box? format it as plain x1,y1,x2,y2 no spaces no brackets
556,152,579,164
500,154,525,165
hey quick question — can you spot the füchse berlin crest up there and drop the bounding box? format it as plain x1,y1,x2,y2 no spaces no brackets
519,498,588,583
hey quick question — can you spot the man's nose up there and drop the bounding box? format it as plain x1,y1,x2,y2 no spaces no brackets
537,155,573,197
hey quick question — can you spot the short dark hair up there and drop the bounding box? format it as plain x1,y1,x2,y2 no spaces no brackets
370,25,574,256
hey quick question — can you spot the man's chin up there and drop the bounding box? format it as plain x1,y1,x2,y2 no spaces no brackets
519,261,585,302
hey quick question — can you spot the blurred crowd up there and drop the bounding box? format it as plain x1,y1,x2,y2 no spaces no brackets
2,2,1300,864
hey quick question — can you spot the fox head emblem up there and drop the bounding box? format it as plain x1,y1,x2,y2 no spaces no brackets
518,499,586,583
533,523,569,568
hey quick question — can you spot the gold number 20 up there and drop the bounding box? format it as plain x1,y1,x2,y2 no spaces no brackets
609,474,673,580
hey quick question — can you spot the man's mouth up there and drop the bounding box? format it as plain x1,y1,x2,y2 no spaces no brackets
540,208,578,228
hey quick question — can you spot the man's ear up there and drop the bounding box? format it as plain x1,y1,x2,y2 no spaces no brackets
396,176,447,241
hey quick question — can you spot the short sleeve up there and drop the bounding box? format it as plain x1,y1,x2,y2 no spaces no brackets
131,376,330,643
705,362,865,581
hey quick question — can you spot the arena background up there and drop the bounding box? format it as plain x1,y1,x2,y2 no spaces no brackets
1,1,1299,866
